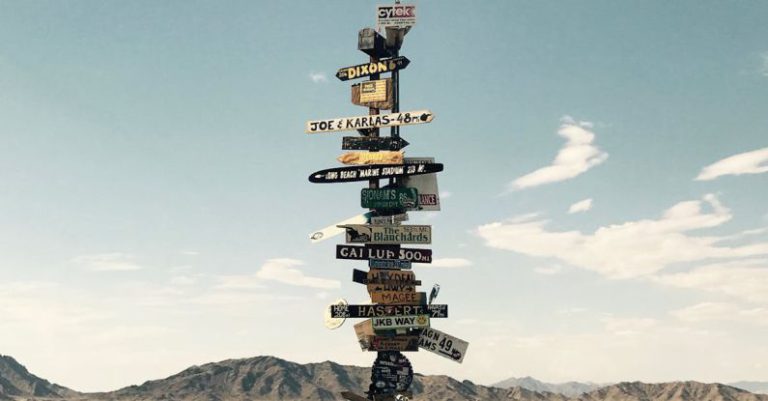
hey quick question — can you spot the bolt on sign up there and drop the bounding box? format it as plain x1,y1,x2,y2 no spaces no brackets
418,327,469,364
330,304,448,319
377,4,416,29
370,291,426,305
305,110,433,134
340,224,431,245
336,56,410,81
369,259,412,269
342,136,409,152
336,244,432,263
369,336,419,352
309,162,443,184
338,150,404,165
352,78,393,109
372,315,430,331
361,187,419,209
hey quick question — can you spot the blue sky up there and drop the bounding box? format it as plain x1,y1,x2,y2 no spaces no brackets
1,0,768,392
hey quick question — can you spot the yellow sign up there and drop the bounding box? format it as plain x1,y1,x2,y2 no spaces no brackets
337,150,404,165
360,79,388,102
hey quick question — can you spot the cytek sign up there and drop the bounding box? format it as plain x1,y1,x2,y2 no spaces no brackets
377,4,416,29
372,315,429,331
336,244,432,263
418,327,469,364
336,56,410,81
305,110,433,134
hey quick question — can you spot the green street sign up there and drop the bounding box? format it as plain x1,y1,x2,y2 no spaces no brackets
361,188,419,209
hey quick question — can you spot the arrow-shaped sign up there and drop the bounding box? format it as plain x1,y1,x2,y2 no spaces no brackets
306,110,433,134
336,56,411,81
342,136,410,151
309,163,443,184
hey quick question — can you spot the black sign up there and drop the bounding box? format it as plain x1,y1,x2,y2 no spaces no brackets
352,268,368,285
336,56,411,81
330,304,448,318
336,245,432,263
370,351,413,395
352,268,422,286
309,163,443,184
342,136,410,151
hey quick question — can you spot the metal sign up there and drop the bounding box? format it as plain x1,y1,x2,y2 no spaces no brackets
341,224,431,245
377,4,416,29
305,110,433,134
310,212,372,243
369,212,409,225
369,336,419,352
338,151,404,165
324,298,348,330
418,327,469,363
342,136,409,152
372,315,429,331
309,163,443,184
361,188,418,209
352,269,369,285
370,291,426,305
336,244,432,263
371,352,414,396
403,157,441,211
330,304,448,318
369,259,412,269
336,57,411,81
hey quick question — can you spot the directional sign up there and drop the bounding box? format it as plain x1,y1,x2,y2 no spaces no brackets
352,79,393,109
369,269,415,283
353,269,421,286
336,244,432,263
372,315,429,331
354,319,374,350
342,136,409,152
338,151,404,165
341,224,431,245
309,212,372,243
368,212,409,225
323,298,348,330
418,327,469,363
330,304,448,318
361,188,418,209
369,259,412,269
377,4,416,29
369,336,419,352
370,291,426,305
309,163,443,184
403,157,441,212
367,281,416,293
305,110,433,134
336,57,410,81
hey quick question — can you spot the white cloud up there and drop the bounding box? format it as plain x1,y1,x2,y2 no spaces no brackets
510,117,608,190
309,72,328,83
671,302,768,326
695,147,768,181
654,259,768,304
72,253,144,272
439,191,452,199
255,258,340,289
568,198,593,214
429,258,473,268
475,194,768,279
533,265,563,275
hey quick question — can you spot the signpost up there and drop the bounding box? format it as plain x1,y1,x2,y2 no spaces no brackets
403,157,441,211
340,224,431,245
368,212,409,225
369,336,419,352
342,136,409,151
361,187,418,209
336,57,410,81
305,110,434,134
308,162,443,184
418,327,469,363
370,291,426,305
330,304,448,318
336,244,432,263
338,151,404,165
372,315,429,331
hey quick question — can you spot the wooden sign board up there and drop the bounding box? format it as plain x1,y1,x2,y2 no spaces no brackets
377,4,416,29
368,269,415,283
352,79,393,109
370,291,426,305
341,224,431,245
372,315,429,331
369,259,412,269
418,327,469,363
361,188,418,209
369,335,419,352
330,304,448,318
367,282,416,293
336,56,410,81
309,163,443,184
368,212,409,225
354,319,374,350
305,110,433,134
342,136,409,152
336,244,432,263
338,151,403,165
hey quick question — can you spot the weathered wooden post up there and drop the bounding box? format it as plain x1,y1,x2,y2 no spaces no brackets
306,3,468,400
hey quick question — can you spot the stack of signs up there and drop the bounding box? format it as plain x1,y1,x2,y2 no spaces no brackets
369,351,413,396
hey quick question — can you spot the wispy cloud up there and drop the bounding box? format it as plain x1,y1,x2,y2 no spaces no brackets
73,253,144,272
429,258,473,268
509,116,608,190
309,72,328,83
256,258,339,289
671,302,768,326
533,265,563,275
475,194,768,279
568,198,593,214
695,147,768,181
654,259,768,304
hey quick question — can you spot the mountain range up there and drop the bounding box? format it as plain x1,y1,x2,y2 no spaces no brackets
1,353,767,401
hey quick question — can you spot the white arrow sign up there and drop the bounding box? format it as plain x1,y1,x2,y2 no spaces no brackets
305,110,434,134
418,327,469,363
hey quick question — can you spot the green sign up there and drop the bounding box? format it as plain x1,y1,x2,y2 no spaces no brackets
361,188,419,209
